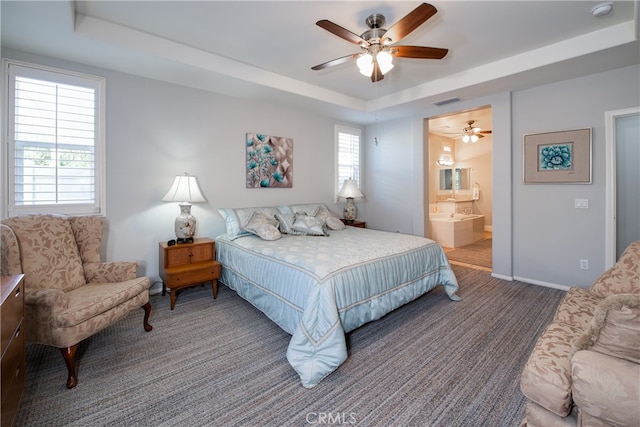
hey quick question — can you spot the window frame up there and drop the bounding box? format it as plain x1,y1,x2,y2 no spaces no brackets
2,58,106,217
335,125,362,201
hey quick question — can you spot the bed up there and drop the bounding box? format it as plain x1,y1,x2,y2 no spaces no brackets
216,204,460,388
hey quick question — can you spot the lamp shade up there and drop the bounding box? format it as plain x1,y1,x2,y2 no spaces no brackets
162,173,206,203
337,179,364,199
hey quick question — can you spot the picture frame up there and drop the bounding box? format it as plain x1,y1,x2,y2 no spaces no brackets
246,132,293,188
523,128,592,184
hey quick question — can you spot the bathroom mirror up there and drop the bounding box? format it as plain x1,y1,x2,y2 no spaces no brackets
439,168,471,190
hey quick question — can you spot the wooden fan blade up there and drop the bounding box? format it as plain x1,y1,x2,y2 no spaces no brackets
311,53,360,70
480,130,492,134
371,61,384,82
382,3,437,44
392,45,448,59
316,20,368,46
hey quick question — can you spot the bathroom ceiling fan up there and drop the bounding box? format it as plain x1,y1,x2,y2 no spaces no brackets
311,2,449,82
446,120,492,143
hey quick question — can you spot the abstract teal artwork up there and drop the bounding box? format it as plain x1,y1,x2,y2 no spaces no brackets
246,133,293,188
539,143,572,170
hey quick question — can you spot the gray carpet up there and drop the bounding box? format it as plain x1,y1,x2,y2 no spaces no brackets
14,265,563,427
446,239,493,268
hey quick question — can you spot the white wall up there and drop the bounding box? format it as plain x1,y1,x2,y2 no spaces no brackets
511,65,639,288
4,49,638,290
2,49,362,286
367,65,639,288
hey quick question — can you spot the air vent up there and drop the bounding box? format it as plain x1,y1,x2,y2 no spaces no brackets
433,97,460,106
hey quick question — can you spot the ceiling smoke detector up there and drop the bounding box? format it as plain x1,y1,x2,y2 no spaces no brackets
592,2,613,17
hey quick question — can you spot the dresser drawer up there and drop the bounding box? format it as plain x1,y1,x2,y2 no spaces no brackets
1,280,23,356
1,319,24,405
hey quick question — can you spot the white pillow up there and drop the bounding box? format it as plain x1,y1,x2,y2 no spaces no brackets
292,214,328,236
243,211,281,240
218,207,280,240
325,216,346,231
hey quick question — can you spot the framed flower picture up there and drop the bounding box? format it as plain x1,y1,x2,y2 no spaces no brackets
246,133,293,188
523,128,592,184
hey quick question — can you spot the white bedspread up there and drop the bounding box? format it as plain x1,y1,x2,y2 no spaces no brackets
216,227,460,387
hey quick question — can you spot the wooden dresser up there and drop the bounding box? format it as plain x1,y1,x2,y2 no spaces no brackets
159,238,221,310
1,274,25,427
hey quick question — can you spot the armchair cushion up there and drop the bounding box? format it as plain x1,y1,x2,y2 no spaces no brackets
3,214,85,292
572,350,640,426
58,277,150,328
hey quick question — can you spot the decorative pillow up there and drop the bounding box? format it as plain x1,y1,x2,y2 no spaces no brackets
276,205,293,215
288,203,330,216
314,205,339,223
245,223,281,241
590,241,640,297
243,212,281,241
572,293,640,364
325,216,346,231
218,207,280,240
292,214,328,236
275,212,305,235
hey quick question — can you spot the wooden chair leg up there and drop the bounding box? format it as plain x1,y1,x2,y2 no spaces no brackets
142,301,153,332
61,345,78,389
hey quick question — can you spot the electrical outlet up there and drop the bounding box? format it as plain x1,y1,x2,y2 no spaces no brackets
580,259,589,270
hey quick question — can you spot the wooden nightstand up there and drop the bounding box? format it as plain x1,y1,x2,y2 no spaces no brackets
341,219,366,228
159,238,221,310
1,274,25,427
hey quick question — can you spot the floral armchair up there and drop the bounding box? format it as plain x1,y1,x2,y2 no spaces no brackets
1,214,152,388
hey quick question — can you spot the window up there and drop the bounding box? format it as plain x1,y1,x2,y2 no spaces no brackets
4,60,105,216
335,125,361,199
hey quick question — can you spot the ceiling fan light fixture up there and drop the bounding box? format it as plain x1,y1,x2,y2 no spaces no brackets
357,53,373,76
376,50,394,74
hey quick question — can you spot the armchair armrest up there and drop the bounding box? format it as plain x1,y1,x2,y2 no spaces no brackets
25,288,69,310
84,261,138,283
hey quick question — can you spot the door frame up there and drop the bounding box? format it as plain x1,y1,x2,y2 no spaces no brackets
605,106,640,268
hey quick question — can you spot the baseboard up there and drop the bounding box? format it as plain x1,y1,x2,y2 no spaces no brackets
491,272,513,281
513,275,571,291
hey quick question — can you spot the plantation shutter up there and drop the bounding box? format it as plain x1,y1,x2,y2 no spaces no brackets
6,61,104,215
336,126,361,197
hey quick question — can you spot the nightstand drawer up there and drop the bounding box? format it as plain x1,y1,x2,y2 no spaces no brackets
165,262,221,286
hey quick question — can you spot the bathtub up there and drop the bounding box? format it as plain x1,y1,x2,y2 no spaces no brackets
429,213,485,248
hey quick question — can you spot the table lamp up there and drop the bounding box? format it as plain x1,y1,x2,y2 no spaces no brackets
337,179,364,223
162,172,206,242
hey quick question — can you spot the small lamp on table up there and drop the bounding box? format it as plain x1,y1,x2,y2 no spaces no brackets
337,179,365,224
162,172,207,243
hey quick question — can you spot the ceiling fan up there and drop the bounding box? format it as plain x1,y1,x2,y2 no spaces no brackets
311,2,448,82
445,120,492,143
461,120,492,143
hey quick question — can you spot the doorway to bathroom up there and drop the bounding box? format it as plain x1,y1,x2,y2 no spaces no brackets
427,106,493,271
